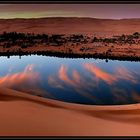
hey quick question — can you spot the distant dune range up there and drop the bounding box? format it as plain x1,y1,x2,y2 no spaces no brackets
0,17,140,35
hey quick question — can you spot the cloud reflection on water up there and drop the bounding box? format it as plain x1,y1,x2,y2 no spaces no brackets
48,64,100,103
0,58,139,105
48,62,140,104
84,63,138,85
0,64,52,97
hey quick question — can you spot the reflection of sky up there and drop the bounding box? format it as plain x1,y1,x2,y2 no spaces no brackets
0,55,140,105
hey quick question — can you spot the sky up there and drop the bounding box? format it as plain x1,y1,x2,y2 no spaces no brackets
0,4,140,19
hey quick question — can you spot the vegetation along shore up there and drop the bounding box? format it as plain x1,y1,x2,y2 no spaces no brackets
0,32,140,61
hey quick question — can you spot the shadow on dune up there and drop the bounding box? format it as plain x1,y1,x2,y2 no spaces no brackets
1,88,140,126
77,109,140,126
0,91,65,109
0,94,18,101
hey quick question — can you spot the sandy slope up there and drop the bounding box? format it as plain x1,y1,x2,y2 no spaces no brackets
0,87,140,136
0,17,140,35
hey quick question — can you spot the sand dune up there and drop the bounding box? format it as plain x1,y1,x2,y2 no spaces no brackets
0,17,140,35
0,87,140,136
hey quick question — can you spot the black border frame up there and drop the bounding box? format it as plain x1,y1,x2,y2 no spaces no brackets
0,0,140,139
0,0,140,4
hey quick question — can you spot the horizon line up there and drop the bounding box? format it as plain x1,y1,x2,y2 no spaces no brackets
0,16,140,20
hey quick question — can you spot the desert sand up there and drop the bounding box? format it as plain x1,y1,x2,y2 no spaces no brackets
0,87,140,136
0,17,139,61
0,17,140,136
0,17,139,60
0,17,140,35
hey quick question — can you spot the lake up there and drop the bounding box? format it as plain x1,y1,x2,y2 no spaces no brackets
0,55,140,105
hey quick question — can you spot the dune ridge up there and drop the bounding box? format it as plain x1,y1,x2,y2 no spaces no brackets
0,87,140,136
0,17,140,35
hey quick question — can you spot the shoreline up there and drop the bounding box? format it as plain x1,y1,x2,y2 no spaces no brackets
0,31,139,62
1,50,140,62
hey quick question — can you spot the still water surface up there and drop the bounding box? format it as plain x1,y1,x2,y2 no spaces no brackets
0,55,140,105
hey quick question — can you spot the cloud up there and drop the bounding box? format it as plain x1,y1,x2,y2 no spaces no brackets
84,63,117,85
48,76,64,89
47,63,139,104
83,63,138,85
111,88,129,104
0,64,52,97
58,65,74,86
72,70,81,84
115,67,137,84
48,64,100,103
0,64,38,87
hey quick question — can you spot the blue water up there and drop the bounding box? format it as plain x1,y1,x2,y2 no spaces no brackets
0,55,140,105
